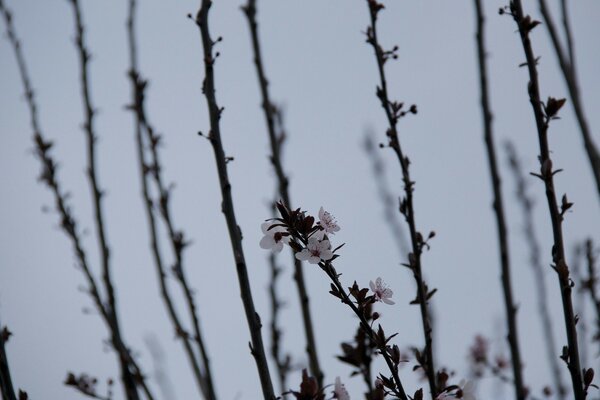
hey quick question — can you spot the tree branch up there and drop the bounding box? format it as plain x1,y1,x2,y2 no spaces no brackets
506,2,585,398
193,1,275,398
473,2,525,398
241,0,324,388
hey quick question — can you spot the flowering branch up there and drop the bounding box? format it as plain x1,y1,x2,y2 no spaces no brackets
503,2,586,399
192,1,275,399
126,0,216,398
241,0,324,387
473,2,526,398
364,1,437,397
266,203,413,400
537,0,600,204
1,3,153,399
505,141,566,400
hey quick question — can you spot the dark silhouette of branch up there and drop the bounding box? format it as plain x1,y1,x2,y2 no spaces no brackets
126,1,216,398
473,2,526,399
505,141,566,400
583,239,600,353
1,3,153,399
537,0,600,205
192,1,275,399
504,2,585,398
241,0,324,388
364,1,437,397
267,246,291,394
363,133,410,258
0,324,17,400
571,244,589,369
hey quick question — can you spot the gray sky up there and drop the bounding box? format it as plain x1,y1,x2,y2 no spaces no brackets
1,0,599,399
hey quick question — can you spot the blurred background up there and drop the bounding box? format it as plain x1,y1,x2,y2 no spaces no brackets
1,0,599,398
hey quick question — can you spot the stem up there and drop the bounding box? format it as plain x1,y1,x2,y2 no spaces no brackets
241,0,323,388
508,2,584,398
473,2,525,398
0,321,17,400
1,3,153,398
126,1,215,398
364,1,437,397
505,142,566,400
584,239,600,355
193,2,275,399
538,0,600,205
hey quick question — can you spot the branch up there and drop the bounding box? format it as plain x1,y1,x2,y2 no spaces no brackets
0,324,17,400
505,141,566,400
505,2,585,398
537,0,600,205
364,1,437,397
473,2,526,399
1,3,152,399
192,1,275,398
126,1,215,398
583,239,600,353
241,0,323,388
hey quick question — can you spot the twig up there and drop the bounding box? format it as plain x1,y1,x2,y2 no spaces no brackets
0,323,17,400
571,244,588,369
505,141,566,400
126,0,216,398
192,1,275,399
537,0,600,204
473,2,526,399
241,0,323,388
267,246,291,394
1,3,152,399
363,133,410,258
364,1,437,397
67,1,144,397
505,2,584,398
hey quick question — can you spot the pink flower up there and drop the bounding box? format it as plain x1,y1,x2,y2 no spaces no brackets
333,377,350,400
370,277,395,305
295,238,333,264
259,222,289,253
318,207,340,234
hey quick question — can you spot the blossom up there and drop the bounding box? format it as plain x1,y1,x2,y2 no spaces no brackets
295,238,333,264
370,277,395,305
318,207,340,234
259,222,289,253
458,380,476,400
333,377,350,400
435,392,453,400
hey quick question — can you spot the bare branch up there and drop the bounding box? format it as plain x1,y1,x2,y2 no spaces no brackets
193,1,275,398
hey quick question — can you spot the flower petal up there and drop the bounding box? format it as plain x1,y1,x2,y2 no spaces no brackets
260,235,275,249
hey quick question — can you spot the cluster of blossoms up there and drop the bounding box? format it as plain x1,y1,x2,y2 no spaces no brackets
260,204,394,306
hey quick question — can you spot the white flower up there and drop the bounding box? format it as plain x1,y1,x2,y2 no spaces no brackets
458,379,476,400
318,207,340,234
333,377,350,400
295,238,333,264
370,277,395,305
435,391,453,400
259,222,289,253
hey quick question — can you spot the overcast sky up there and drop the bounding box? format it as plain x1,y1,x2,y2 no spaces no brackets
1,1,600,399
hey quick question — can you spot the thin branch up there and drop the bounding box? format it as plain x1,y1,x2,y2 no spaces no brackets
126,1,216,398
267,246,291,394
0,323,17,400
241,0,324,388
583,239,600,353
364,1,437,397
67,1,144,397
537,0,600,205
473,2,525,399
192,1,275,399
505,141,566,400
363,133,410,258
505,2,584,398
1,3,152,399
